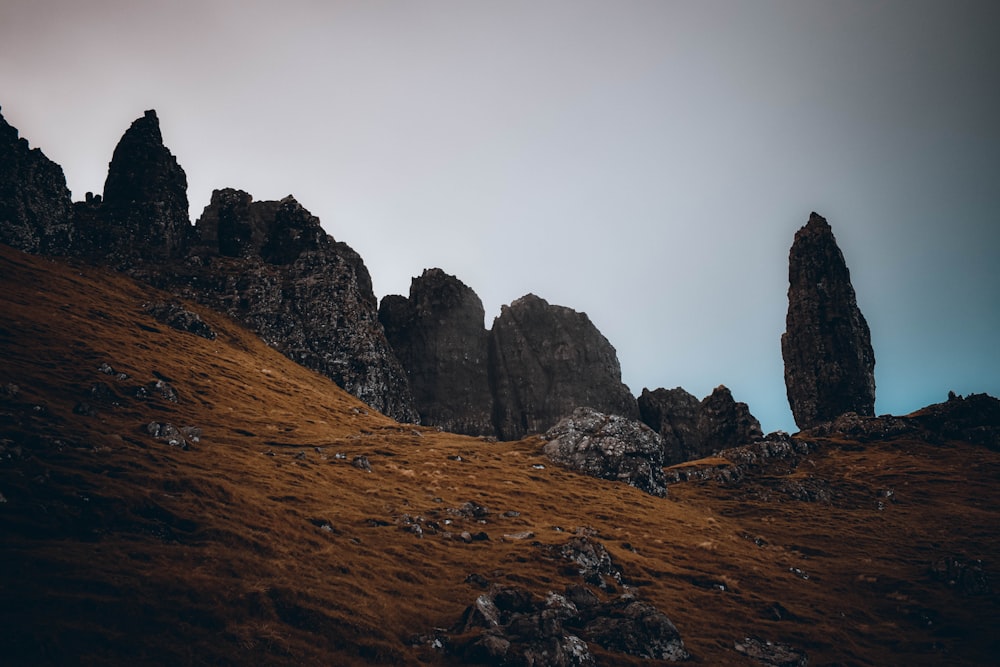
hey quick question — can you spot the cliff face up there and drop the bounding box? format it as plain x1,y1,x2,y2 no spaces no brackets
781,213,876,429
0,107,74,254
153,189,418,422
378,269,493,435
489,294,639,441
638,385,762,465
99,110,190,263
0,110,417,422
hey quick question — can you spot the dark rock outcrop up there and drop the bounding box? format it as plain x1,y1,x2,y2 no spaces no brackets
543,407,667,497
782,212,875,430
98,110,191,263
638,385,762,464
490,294,638,440
452,584,689,664
908,392,1000,450
0,107,74,253
378,269,493,435
141,189,417,422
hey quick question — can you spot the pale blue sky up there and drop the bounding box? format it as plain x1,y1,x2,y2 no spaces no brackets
2,1,998,432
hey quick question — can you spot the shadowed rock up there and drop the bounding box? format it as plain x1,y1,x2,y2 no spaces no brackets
638,385,762,464
0,107,74,253
139,188,418,422
543,407,667,497
490,294,638,440
100,110,190,263
379,269,493,435
782,212,875,430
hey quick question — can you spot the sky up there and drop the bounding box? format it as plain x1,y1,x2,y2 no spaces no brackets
2,1,998,433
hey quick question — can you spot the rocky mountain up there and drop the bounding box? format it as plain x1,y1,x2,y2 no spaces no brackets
782,212,876,430
0,108,416,422
1,243,998,666
638,385,763,465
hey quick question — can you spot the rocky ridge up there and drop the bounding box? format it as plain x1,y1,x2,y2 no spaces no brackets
2,106,916,442
0,109,416,422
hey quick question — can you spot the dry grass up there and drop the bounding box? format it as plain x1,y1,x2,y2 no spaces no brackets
0,244,997,665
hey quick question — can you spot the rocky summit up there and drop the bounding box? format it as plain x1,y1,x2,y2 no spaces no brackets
638,385,763,465
782,212,876,430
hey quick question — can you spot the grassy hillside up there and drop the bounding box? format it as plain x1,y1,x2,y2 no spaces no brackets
0,244,997,665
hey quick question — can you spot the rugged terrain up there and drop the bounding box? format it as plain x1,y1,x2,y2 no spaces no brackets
1,245,998,665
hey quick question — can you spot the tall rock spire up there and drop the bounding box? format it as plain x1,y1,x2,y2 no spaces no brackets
101,109,190,261
781,212,876,429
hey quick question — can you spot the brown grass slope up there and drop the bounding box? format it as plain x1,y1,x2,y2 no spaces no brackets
0,243,997,666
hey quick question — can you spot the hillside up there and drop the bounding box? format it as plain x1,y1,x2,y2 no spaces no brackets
1,243,997,665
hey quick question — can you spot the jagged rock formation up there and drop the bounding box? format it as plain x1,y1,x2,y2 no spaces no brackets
543,407,668,497
0,107,74,253
908,392,1000,450
143,189,417,422
490,294,638,440
0,110,417,422
638,385,762,464
782,212,876,430
98,110,190,263
379,284,641,440
378,269,493,435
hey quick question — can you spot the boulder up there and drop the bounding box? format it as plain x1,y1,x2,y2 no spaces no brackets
490,294,638,440
782,212,876,430
379,269,494,435
543,407,667,497
0,107,74,254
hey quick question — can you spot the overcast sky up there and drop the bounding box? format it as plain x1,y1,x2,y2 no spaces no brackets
2,1,998,433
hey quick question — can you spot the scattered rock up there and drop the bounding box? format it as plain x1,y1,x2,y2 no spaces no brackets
782,212,876,430
930,555,992,596
449,581,689,665
351,455,372,472
585,598,689,661
555,536,625,591
144,301,217,340
734,636,808,667
543,407,668,497
146,422,200,449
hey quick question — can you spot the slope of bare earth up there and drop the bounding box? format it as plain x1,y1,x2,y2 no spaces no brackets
0,243,997,666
